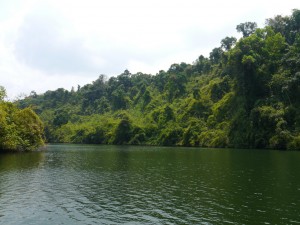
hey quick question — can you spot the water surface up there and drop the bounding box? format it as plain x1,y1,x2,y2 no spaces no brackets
0,144,300,224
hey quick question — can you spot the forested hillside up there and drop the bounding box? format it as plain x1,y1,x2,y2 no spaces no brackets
0,86,44,151
18,10,300,150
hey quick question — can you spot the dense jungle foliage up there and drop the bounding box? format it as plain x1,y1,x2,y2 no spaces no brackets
0,86,44,151
18,10,300,150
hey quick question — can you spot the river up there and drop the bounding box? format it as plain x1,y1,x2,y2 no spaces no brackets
0,144,300,224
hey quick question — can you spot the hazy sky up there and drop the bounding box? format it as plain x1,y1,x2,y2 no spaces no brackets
0,0,299,99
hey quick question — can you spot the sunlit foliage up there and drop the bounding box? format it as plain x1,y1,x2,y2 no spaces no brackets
0,89,44,151
18,9,300,150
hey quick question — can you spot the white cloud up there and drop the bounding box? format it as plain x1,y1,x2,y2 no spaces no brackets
0,0,299,99
14,13,105,74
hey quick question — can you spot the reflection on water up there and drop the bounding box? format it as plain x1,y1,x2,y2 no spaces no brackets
0,151,45,171
0,144,300,224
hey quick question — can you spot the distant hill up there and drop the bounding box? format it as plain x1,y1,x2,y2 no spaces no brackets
18,9,300,150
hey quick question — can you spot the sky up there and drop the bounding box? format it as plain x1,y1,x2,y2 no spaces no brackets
0,0,299,100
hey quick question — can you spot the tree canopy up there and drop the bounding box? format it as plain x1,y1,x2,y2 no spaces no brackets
17,9,300,150
0,87,44,151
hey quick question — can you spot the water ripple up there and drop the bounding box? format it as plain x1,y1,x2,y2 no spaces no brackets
1,145,300,224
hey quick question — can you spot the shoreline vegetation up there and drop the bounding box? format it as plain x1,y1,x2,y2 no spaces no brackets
0,88,44,152
2,9,300,151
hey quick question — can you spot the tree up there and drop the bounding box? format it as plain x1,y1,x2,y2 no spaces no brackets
0,101,44,151
266,15,290,40
289,9,300,40
221,36,237,50
283,34,300,73
195,55,211,74
111,85,130,110
266,9,300,44
14,108,44,151
113,113,132,144
30,91,38,98
0,86,6,101
209,47,223,64
236,22,257,37
117,70,132,92
142,89,151,108
165,73,187,101
53,109,69,127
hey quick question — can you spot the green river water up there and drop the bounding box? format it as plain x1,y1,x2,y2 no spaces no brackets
0,144,299,224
